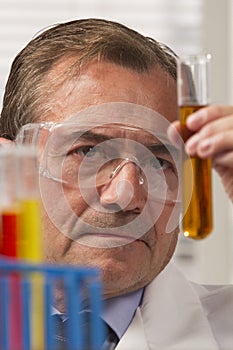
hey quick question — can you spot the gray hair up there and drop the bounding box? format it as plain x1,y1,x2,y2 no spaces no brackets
0,18,177,139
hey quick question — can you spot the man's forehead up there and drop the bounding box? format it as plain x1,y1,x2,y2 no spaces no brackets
43,60,177,125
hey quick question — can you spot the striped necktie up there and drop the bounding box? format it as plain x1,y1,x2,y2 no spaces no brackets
52,313,118,350
102,323,119,350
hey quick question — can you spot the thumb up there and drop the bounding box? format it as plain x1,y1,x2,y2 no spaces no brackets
167,121,182,148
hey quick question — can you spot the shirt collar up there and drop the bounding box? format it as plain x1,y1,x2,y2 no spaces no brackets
101,288,144,339
51,287,144,340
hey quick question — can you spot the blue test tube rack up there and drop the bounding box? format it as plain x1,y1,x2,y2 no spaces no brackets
0,258,104,350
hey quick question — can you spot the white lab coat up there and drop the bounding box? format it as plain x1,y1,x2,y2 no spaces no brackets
115,262,233,350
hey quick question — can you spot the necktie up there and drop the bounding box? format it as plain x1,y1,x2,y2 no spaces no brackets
51,313,118,350
102,324,119,350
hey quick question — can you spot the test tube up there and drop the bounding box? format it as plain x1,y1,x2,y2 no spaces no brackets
0,148,22,350
16,146,43,261
177,54,213,239
15,145,45,350
0,149,18,256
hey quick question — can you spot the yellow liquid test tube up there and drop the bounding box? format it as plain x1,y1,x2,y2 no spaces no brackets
16,146,45,350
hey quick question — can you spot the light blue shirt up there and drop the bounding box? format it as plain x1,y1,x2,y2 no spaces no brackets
51,287,144,340
102,288,144,339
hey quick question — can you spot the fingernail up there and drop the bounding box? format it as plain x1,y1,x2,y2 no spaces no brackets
198,139,213,155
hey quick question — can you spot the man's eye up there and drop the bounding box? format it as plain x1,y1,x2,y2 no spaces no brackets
148,157,174,171
69,145,102,160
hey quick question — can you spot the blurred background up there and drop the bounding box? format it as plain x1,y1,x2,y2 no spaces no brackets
0,0,232,284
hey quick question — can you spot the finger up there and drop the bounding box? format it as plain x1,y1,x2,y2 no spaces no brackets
186,105,233,131
186,130,233,158
213,150,233,168
196,115,233,139
167,121,182,147
185,114,233,155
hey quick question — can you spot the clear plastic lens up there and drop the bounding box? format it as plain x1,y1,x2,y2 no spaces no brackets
17,123,180,204
20,127,176,204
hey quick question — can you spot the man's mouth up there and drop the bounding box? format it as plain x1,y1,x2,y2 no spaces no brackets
73,231,149,248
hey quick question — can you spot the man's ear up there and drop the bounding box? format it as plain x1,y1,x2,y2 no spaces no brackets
0,137,13,146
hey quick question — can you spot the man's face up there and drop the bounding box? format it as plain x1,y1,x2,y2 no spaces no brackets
40,59,179,298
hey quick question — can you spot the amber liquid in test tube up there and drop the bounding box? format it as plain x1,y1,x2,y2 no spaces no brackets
177,55,213,239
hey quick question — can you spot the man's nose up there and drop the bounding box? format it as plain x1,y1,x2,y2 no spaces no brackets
99,161,147,211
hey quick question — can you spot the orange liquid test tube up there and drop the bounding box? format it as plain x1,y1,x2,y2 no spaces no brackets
179,105,213,239
177,55,213,239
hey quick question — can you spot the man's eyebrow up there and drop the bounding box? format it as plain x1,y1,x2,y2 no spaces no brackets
148,143,180,158
64,130,111,143
64,130,180,156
